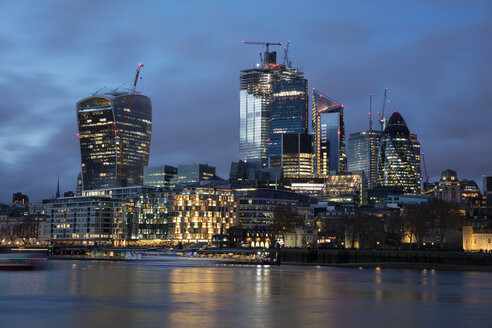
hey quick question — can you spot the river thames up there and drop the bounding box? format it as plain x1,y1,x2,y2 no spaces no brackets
1,259,491,328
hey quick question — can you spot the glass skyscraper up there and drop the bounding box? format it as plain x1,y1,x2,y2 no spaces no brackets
312,90,346,176
143,165,178,189
239,51,305,167
376,111,420,194
347,130,382,189
281,133,314,178
76,91,152,190
267,79,308,167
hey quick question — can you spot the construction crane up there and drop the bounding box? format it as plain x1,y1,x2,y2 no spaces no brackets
242,41,283,64
421,151,430,184
378,88,388,130
116,62,144,186
369,93,373,131
283,41,292,68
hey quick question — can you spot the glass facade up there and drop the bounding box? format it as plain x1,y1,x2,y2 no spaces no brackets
143,165,178,189
239,58,305,167
267,79,308,166
281,133,314,178
312,90,346,176
170,164,216,186
347,130,382,189
376,112,420,194
77,92,152,190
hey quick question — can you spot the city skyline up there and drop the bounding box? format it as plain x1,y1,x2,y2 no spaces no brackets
1,0,491,202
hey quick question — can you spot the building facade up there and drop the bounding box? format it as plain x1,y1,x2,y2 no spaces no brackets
143,165,178,189
267,79,308,167
312,89,346,176
347,130,382,189
281,133,314,178
437,169,461,203
239,50,305,167
47,196,120,246
170,164,216,186
376,111,420,195
167,187,237,242
76,91,152,190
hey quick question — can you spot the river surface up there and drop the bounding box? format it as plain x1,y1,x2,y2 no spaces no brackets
0,258,491,328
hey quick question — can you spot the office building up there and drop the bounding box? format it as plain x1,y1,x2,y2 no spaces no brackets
76,91,152,190
167,186,237,242
48,196,120,246
322,172,365,205
170,164,216,186
376,111,420,194
143,165,178,189
410,133,422,186
12,192,29,206
312,89,346,176
234,188,313,231
267,79,308,167
347,130,382,189
281,133,314,178
239,49,306,167
460,179,482,207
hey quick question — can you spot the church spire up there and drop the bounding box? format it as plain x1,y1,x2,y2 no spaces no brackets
56,177,60,198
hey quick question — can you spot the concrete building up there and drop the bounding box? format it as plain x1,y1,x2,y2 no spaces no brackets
437,169,461,203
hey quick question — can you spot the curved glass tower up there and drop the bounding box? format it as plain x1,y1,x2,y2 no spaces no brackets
76,92,152,190
376,111,419,194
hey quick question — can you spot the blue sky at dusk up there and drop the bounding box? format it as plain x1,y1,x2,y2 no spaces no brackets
0,0,491,202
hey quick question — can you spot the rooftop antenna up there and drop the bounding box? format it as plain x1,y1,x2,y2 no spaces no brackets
369,93,373,131
112,83,126,93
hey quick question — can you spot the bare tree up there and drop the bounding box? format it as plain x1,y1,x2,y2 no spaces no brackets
272,205,305,237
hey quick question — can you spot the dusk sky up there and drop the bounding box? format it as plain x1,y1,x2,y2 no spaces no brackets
0,0,491,203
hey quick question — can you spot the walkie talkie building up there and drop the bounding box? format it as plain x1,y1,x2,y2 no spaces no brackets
76,92,152,190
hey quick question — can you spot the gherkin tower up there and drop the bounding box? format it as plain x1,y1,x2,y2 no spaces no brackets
377,111,420,194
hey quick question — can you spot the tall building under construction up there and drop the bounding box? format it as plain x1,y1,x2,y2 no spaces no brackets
239,44,307,168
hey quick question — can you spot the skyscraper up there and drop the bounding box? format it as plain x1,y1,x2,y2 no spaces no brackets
239,49,306,167
281,133,314,178
376,111,420,194
267,79,308,167
347,130,382,189
77,91,152,190
312,89,346,176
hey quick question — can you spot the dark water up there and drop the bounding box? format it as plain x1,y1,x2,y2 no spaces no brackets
0,259,491,328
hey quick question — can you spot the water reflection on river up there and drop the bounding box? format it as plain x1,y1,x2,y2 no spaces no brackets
0,259,491,327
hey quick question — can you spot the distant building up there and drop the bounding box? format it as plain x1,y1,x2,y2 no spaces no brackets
76,91,152,190
437,169,461,203
144,165,178,189
484,176,492,207
312,90,346,176
280,133,314,178
410,133,422,185
12,192,29,206
63,191,74,198
376,111,420,194
239,48,306,167
322,172,365,205
230,160,282,188
76,172,83,195
170,164,216,186
460,179,482,207
267,79,308,167
347,130,382,189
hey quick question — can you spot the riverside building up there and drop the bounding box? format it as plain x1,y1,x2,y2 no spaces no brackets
76,91,152,190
